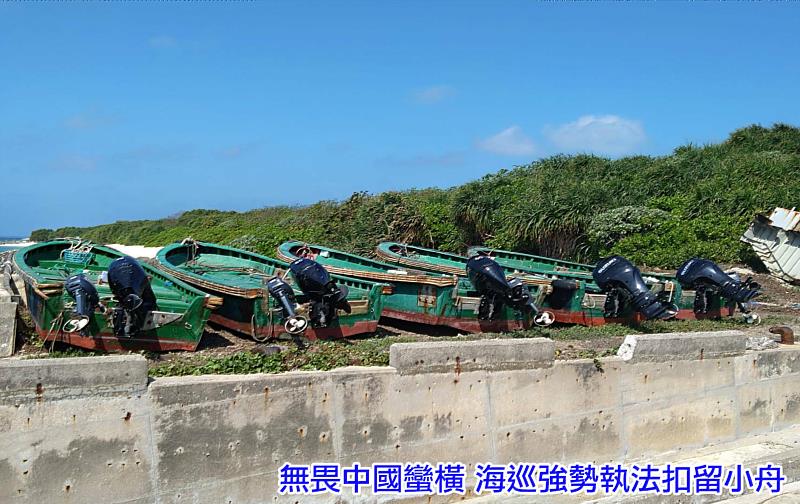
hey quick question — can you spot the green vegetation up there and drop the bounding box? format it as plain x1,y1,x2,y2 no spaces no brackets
147,317,745,377
30,124,800,268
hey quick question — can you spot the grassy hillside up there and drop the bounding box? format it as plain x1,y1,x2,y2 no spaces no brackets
31,124,800,268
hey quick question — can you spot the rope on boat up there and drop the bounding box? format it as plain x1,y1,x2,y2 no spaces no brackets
297,244,313,259
46,312,64,353
181,238,199,263
59,238,94,260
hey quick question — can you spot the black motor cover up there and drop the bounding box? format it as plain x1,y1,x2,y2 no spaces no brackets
548,278,578,310
466,255,538,319
64,274,100,332
266,277,308,334
289,258,351,327
593,255,677,320
107,256,158,336
676,257,760,306
466,255,509,296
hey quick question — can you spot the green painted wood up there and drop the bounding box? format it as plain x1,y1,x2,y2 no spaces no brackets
278,241,612,330
467,246,595,274
467,246,679,284
155,241,385,340
13,240,212,351
376,242,732,323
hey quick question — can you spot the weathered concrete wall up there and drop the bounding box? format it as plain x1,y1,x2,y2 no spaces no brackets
0,356,151,503
2,331,800,503
0,302,16,357
0,262,19,357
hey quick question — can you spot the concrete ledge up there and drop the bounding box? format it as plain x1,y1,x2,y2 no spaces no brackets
617,330,747,362
0,354,148,403
0,302,16,357
389,337,555,375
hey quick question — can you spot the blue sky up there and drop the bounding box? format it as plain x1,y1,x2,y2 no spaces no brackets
1,2,798,237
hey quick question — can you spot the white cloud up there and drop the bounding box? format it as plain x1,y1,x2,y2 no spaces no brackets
545,115,646,156
477,126,537,156
411,85,455,104
148,35,177,49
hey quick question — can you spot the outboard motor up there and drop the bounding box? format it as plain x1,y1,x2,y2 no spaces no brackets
676,257,761,322
465,255,547,323
266,277,309,334
289,258,351,328
107,256,158,337
63,274,100,333
593,256,678,320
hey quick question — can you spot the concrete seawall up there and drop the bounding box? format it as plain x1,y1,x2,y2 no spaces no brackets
1,331,799,503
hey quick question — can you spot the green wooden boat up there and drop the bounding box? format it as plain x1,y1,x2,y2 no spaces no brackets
464,245,747,322
13,239,216,352
280,241,620,328
468,246,679,285
155,241,385,340
376,242,743,324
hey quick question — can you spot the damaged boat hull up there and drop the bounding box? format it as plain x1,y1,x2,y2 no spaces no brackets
742,209,800,284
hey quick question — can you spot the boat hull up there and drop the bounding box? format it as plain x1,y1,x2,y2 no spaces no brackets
209,313,379,340
155,241,385,341
741,212,800,284
465,247,740,322
278,241,614,330
16,241,212,352
200,283,381,341
376,242,737,325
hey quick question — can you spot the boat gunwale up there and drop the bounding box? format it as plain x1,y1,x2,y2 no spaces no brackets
467,245,679,281
156,241,387,300
13,240,213,303
466,245,595,271
277,241,458,287
375,242,590,288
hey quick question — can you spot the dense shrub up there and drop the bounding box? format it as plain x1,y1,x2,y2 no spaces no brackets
29,124,800,268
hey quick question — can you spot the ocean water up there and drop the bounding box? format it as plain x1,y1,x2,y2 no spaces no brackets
0,237,26,252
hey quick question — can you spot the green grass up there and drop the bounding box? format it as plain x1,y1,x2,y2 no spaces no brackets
146,317,746,377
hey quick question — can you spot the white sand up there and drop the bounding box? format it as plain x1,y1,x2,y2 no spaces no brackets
106,244,162,259
0,240,34,247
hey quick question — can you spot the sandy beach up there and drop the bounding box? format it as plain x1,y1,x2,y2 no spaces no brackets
0,240,34,247
0,241,162,258
0,240,34,252
106,244,162,259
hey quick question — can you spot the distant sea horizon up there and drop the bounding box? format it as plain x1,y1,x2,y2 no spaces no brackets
0,236,31,252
